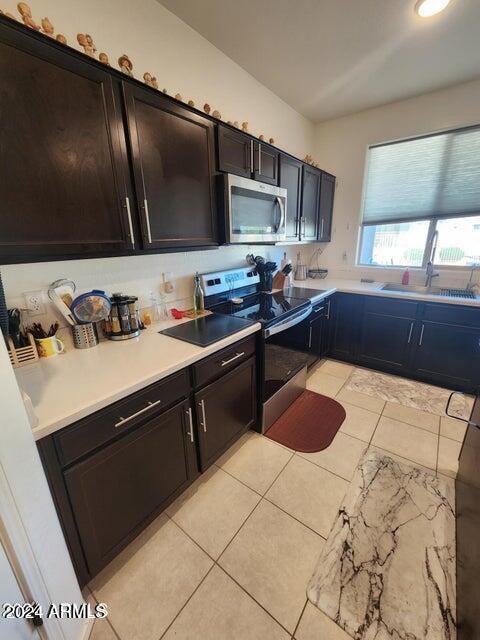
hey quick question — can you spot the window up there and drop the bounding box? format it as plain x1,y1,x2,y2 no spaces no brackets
358,125,480,267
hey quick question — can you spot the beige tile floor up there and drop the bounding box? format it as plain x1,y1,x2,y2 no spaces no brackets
87,359,467,640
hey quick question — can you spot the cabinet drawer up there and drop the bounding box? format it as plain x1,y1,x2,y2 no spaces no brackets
364,296,418,319
54,369,190,467
311,301,327,320
192,335,256,389
422,303,480,328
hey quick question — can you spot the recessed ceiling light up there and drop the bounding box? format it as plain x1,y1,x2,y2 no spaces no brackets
415,0,451,17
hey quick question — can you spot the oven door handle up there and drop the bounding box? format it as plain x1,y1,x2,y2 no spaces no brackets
264,305,312,338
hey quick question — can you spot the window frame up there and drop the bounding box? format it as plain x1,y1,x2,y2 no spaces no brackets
357,123,480,270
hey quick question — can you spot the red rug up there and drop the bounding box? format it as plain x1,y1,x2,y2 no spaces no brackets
265,390,346,452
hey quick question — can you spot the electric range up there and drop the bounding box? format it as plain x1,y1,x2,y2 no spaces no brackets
202,267,313,432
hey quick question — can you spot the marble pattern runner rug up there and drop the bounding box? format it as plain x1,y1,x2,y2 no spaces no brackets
307,450,456,640
345,367,472,419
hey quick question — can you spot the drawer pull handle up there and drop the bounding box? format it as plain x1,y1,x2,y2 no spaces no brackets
221,351,245,367
186,407,195,443
115,400,161,428
313,306,325,313
198,399,207,433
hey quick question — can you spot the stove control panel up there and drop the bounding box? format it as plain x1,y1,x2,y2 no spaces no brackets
200,267,260,297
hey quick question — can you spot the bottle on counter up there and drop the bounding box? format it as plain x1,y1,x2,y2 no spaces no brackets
193,272,205,315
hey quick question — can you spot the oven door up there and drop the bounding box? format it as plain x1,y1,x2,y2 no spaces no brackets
226,174,286,243
261,305,312,431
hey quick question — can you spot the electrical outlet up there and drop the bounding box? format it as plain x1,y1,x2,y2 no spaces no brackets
24,290,45,316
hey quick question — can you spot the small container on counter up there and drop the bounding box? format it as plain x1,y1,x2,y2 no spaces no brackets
71,322,99,349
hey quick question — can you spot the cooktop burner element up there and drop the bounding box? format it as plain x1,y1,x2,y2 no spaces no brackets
214,291,310,326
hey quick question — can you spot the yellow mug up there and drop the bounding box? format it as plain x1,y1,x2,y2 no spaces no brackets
35,336,65,358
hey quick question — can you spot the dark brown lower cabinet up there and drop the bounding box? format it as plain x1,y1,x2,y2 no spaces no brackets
64,399,196,577
38,342,257,585
195,357,256,470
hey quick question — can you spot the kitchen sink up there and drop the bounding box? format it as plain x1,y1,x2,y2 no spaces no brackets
382,283,431,294
381,283,477,300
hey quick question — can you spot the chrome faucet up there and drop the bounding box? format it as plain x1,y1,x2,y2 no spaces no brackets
466,264,480,293
425,230,439,287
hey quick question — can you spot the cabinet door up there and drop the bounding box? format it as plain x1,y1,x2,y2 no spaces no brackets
358,313,416,373
329,293,362,361
253,142,279,186
0,28,133,263
412,322,480,391
318,172,335,242
217,125,252,178
195,357,256,470
279,155,302,241
64,400,197,576
300,165,321,240
124,84,217,249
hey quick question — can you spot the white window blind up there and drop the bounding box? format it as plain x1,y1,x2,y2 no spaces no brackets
362,125,480,225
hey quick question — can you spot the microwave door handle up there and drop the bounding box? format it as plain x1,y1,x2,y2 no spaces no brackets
275,196,285,233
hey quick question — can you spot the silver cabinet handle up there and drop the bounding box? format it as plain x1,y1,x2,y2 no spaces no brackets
221,351,245,367
419,323,425,346
313,306,325,314
326,300,331,320
198,399,207,433
308,326,312,349
125,197,135,248
144,198,152,244
115,400,161,428
320,219,324,239
258,143,262,175
250,140,254,173
185,407,194,443
407,321,414,344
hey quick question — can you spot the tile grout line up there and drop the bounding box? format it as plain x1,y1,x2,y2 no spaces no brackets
291,598,308,639
262,493,327,541
86,585,122,640
161,505,297,638
158,563,217,640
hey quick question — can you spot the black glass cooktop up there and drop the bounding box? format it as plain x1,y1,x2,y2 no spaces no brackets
159,313,256,347
214,291,310,326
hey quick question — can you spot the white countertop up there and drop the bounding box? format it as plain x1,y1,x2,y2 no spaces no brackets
288,277,480,307
16,317,261,441
15,276,479,441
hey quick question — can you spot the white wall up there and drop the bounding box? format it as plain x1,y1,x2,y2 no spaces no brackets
1,0,313,158
0,0,313,314
313,78,480,285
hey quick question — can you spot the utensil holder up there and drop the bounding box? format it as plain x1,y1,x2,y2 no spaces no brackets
72,323,99,349
7,333,39,368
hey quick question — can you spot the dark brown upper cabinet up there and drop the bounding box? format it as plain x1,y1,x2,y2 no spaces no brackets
217,125,279,186
0,26,133,263
253,142,279,186
123,84,218,250
279,154,303,241
318,171,335,242
300,165,321,241
217,126,252,178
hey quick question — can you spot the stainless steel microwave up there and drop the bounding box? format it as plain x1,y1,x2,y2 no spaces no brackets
223,174,287,244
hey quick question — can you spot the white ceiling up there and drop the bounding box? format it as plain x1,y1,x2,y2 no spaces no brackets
157,0,480,122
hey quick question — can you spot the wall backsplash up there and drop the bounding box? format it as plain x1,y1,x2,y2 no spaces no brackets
1,245,311,327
